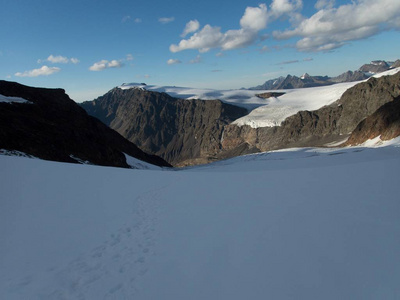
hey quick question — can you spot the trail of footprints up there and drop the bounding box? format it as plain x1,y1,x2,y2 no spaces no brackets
9,188,163,299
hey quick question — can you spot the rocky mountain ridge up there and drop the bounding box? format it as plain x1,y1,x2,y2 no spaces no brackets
81,88,248,166
0,80,171,168
222,71,400,154
250,60,397,90
82,71,400,166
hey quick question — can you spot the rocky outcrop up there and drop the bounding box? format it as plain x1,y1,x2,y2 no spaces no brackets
345,96,400,145
221,71,400,153
0,80,171,168
392,60,400,69
81,88,248,166
359,60,390,74
331,70,369,83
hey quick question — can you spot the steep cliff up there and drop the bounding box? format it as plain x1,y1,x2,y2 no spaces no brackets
81,88,248,166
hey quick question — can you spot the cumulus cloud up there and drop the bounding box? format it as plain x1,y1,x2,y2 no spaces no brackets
240,4,269,31
15,65,61,77
273,0,400,52
89,59,123,71
181,20,200,37
38,55,79,64
167,58,182,65
47,55,69,64
170,4,270,53
270,0,303,17
159,17,175,24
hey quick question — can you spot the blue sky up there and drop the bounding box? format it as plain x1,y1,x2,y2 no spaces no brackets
1,0,400,102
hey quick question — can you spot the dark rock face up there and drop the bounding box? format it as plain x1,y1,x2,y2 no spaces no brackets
359,61,390,74
222,71,400,153
81,88,248,166
391,60,400,68
345,96,400,145
331,70,369,83
0,80,171,168
255,92,285,99
251,74,333,90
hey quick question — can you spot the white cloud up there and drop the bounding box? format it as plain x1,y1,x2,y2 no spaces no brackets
134,18,142,23
159,17,175,24
89,60,108,71
38,55,79,64
170,4,270,53
47,55,69,64
108,60,123,68
89,59,123,71
189,55,202,64
15,65,61,77
270,0,303,17
167,58,182,65
273,0,400,52
181,20,200,37
240,3,269,31
126,54,134,61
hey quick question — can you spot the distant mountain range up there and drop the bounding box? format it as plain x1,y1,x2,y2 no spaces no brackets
249,60,400,90
81,69,400,166
1,60,400,168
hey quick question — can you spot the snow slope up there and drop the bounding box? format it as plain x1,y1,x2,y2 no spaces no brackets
1,138,400,299
119,67,400,128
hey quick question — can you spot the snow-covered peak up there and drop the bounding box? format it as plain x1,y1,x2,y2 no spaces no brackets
300,73,310,80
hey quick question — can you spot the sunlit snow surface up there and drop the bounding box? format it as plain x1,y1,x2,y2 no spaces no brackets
1,137,400,299
119,67,400,128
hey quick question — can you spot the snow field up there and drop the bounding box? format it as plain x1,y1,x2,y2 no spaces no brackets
1,138,400,299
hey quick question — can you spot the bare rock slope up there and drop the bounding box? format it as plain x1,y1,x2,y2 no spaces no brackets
0,80,171,168
81,88,248,166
